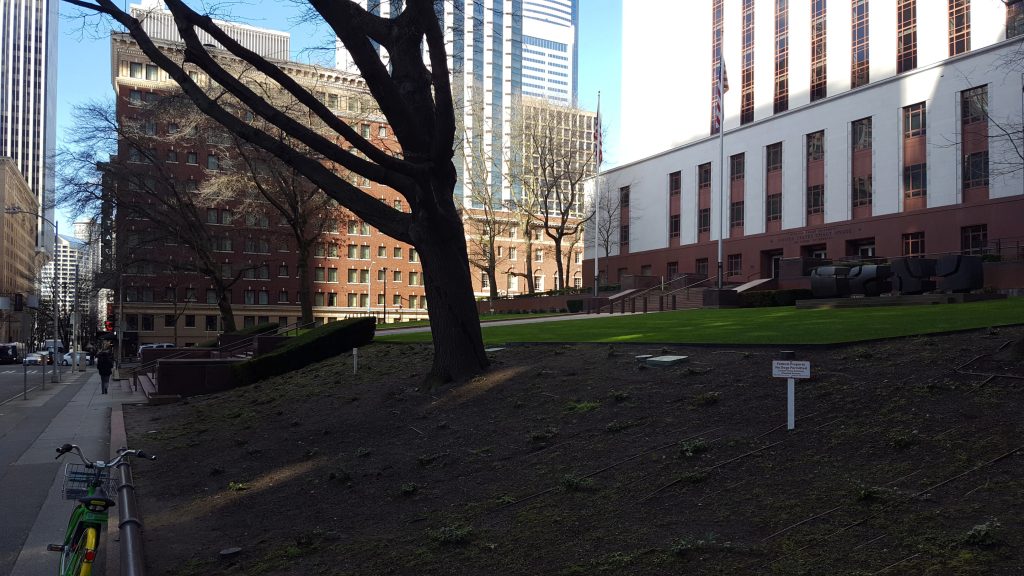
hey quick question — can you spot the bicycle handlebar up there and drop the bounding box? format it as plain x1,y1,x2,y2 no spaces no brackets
55,444,156,467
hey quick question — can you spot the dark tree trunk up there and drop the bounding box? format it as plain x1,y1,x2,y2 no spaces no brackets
409,197,488,383
296,245,314,326
488,268,499,299
217,293,237,333
552,237,565,290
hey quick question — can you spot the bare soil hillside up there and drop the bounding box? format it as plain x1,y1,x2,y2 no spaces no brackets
124,326,1024,575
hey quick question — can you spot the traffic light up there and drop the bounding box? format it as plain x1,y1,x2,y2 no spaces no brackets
104,320,115,332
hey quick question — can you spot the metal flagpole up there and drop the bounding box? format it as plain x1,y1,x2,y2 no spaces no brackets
593,92,602,297
715,61,728,289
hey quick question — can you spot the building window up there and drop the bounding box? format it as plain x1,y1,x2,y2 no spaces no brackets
698,208,711,233
164,314,175,328
810,0,827,101
961,224,987,255
258,290,269,305
314,293,325,306
315,267,325,282
620,186,630,207
903,102,926,138
774,0,789,113
961,86,987,124
1008,0,1024,38
766,194,782,221
508,247,517,260
851,0,870,88
949,0,970,56
897,0,917,73
766,143,783,172
166,149,178,163
185,315,196,328
129,89,142,105
669,171,681,196
963,151,989,190
806,131,824,162
205,315,218,331
669,214,680,238
620,225,630,244
741,0,755,124
730,201,744,228
244,289,256,305
206,289,218,304
727,254,743,276
698,163,712,188
730,153,745,181
902,232,925,256
206,155,219,170
129,62,143,78
903,164,927,198
145,63,159,80
278,290,289,303
806,185,824,214
696,258,709,276
186,151,198,165
141,315,154,331
852,177,872,207
852,117,872,150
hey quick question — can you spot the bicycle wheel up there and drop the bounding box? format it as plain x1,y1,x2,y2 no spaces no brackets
61,526,97,576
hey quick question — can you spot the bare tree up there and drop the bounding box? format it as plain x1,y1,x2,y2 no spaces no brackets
59,99,254,332
61,0,488,381
513,99,596,291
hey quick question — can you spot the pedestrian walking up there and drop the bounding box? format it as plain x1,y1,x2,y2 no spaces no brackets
96,351,114,394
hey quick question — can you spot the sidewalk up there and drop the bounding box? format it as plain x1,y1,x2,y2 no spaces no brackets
8,370,140,576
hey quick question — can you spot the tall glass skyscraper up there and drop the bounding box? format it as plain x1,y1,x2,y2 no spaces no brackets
335,0,579,204
0,0,58,251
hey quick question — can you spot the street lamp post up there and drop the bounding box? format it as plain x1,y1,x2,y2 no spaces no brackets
382,267,388,324
4,206,59,382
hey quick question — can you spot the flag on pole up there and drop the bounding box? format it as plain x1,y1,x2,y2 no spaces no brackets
712,60,729,133
593,93,603,167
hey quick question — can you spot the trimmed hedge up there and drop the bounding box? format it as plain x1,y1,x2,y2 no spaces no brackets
566,299,584,313
232,317,376,386
738,289,815,308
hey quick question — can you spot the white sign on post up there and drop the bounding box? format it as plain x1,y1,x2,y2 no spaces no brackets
772,360,810,430
772,360,811,379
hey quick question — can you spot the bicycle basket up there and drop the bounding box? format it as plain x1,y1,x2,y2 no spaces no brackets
62,463,116,500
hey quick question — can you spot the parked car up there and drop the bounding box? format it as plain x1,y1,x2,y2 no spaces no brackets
61,351,93,366
23,353,42,366
137,343,175,357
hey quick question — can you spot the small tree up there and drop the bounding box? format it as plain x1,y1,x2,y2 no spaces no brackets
512,99,596,291
59,99,254,332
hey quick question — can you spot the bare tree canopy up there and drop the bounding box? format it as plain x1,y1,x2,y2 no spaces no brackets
61,0,488,381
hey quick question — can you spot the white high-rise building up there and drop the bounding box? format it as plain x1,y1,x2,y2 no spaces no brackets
130,1,291,60
41,233,93,335
591,0,1024,293
334,1,580,204
0,0,58,251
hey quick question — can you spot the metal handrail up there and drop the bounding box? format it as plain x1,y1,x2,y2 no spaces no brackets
130,319,314,389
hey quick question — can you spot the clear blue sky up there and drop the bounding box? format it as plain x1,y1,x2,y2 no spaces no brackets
55,1,622,226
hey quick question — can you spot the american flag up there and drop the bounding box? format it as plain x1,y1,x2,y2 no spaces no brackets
594,96,603,167
712,61,729,133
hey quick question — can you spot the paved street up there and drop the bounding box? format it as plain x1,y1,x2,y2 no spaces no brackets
0,366,137,576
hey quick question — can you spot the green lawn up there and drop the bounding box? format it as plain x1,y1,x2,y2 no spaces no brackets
377,311,566,331
377,297,1024,345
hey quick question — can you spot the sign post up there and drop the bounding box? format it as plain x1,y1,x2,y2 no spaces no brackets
772,351,810,430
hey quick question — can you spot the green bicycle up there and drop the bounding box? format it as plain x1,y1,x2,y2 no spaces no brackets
49,443,156,576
